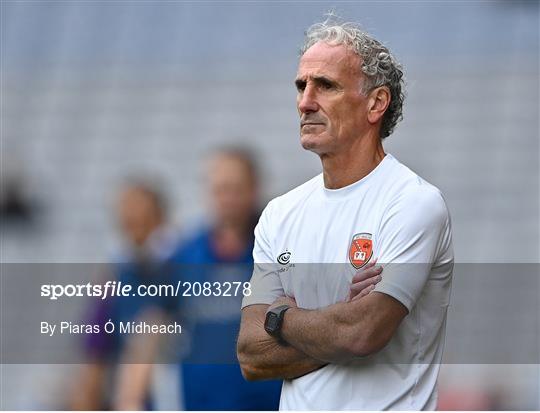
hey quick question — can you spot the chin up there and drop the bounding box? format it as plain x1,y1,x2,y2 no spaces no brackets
300,132,316,146
300,134,326,155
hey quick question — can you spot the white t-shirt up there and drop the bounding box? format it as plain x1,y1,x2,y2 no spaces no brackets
242,154,454,410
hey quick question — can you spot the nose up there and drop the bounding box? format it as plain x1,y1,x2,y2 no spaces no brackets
297,83,319,114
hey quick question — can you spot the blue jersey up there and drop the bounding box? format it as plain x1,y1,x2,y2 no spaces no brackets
170,227,282,410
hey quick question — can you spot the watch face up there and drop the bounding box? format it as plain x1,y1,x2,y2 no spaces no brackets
266,313,279,332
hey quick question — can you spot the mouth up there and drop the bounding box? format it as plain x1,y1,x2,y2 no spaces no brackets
301,122,325,128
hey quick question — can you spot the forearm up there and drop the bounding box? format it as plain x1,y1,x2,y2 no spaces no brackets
237,305,326,380
70,363,106,410
114,309,163,409
281,302,360,363
113,363,153,410
238,332,326,380
281,293,406,363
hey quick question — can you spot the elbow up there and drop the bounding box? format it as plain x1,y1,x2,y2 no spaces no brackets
238,355,268,382
236,341,263,381
340,340,371,359
238,361,261,382
340,325,388,358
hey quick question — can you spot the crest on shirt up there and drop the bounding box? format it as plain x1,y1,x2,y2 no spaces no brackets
349,233,373,269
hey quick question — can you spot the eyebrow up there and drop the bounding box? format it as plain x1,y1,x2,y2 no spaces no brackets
295,75,340,90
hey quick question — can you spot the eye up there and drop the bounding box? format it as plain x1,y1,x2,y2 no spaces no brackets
295,80,306,92
319,79,333,90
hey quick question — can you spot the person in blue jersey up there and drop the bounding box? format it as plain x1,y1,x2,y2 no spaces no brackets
72,179,180,410
170,147,283,410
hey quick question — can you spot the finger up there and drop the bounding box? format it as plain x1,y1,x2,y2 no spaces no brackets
349,278,375,295
351,268,377,283
359,284,376,299
351,284,376,301
348,278,381,302
349,275,382,295
366,258,378,268
352,258,379,278
361,258,378,272
351,265,383,283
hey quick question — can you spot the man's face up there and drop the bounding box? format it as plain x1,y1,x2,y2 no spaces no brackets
207,154,257,226
117,188,162,247
296,41,369,155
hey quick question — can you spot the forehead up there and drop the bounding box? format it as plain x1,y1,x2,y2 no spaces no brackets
121,187,152,203
297,41,362,80
208,155,252,180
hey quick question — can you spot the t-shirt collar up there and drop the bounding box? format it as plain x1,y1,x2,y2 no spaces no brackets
321,153,392,200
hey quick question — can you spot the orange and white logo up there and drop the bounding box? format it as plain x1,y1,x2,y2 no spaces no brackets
349,233,373,269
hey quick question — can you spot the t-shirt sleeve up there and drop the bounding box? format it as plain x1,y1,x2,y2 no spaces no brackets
373,186,452,312
241,200,285,308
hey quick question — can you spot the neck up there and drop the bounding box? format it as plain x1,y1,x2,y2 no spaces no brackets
320,133,385,189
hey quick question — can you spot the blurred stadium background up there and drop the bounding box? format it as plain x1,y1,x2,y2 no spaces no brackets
1,1,539,410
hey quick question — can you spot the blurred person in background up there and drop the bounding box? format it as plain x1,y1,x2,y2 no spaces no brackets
169,147,283,410
0,149,39,227
71,178,180,410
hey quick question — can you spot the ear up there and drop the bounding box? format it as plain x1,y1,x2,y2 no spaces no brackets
367,86,391,125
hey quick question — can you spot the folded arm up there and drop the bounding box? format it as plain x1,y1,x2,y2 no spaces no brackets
237,262,386,380
281,291,408,363
237,304,326,381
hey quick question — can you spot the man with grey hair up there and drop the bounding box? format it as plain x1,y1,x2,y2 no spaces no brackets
237,18,453,410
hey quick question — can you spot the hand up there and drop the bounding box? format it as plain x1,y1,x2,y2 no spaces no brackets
268,295,297,313
347,258,383,302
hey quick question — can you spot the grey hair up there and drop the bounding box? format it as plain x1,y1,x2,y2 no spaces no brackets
301,18,405,139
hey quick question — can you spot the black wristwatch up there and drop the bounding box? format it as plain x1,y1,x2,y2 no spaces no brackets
264,305,291,341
